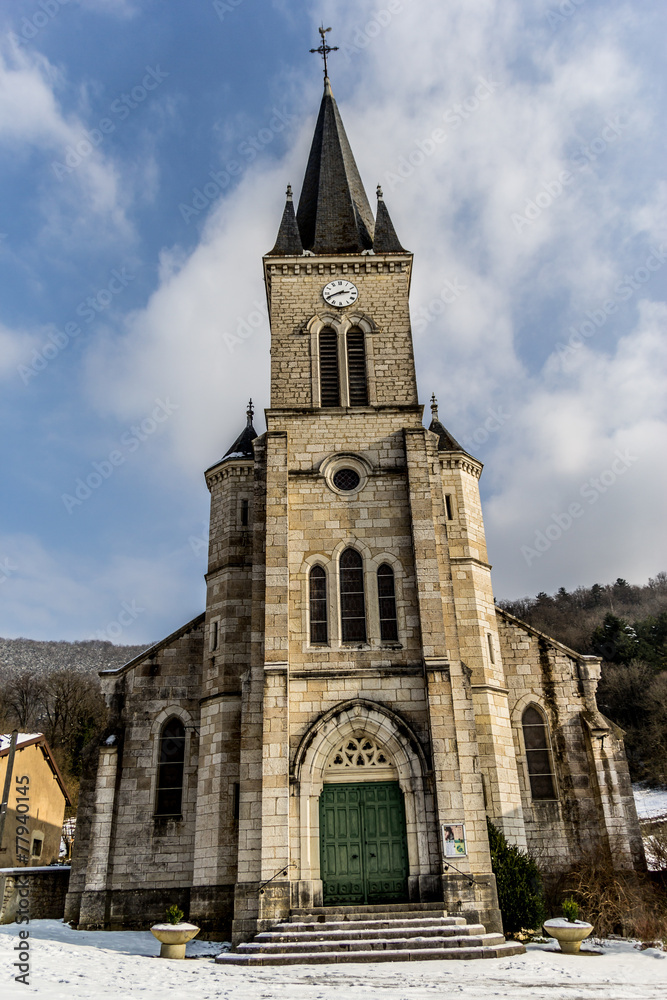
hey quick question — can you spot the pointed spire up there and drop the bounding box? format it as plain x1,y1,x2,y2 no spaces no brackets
221,399,258,461
267,184,304,256
373,184,407,253
296,79,375,254
428,393,469,454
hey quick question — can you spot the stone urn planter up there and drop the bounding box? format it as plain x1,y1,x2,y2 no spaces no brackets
150,922,200,959
543,917,594,954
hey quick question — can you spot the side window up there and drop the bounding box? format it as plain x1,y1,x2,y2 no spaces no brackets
319,327,340,406
377,564,398,641
522,706,557,800
340,548,367,642
309,565,328,644
346,327,368,406
155,718,186,816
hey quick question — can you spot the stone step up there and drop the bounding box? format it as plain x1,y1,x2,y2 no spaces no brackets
289,902,452,922
216,941,525,966
255,922,485,944
237,931,504,955
276,916,468,935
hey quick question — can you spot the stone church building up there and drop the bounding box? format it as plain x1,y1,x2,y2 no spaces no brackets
65,72,644,952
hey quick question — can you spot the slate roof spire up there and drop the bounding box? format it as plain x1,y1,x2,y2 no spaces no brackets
295,75,375,254
268,184,304,256
373,184,407,253
428,393,471,454
221,398,257,461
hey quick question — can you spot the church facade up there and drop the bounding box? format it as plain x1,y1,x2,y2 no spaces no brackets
65,74,644,945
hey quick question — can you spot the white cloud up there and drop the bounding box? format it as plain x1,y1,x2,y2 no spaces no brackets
0,322,39,379
0,40,133,242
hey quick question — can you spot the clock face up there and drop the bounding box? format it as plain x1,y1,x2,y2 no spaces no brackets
322,279,358,308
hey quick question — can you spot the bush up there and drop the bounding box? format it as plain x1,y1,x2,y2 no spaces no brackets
561,897,579,922
487,818,546,934
165,904,185,925
560,848,667,941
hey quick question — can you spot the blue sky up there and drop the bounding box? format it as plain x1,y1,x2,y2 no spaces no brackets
0,0,665,643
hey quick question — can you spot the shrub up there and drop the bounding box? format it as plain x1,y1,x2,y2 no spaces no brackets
561,896,579,922
487,818,546,934
165,904,185,925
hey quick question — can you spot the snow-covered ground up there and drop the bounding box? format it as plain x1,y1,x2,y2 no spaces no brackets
634,784,667,821
1,921,665,1000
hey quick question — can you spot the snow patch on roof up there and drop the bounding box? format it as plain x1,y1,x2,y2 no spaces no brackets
0,733,42,753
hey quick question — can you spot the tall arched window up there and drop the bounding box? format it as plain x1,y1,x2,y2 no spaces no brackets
155,717,185,816
319,328,340,406
377,563,398,641
346,327,368,406
522,706,556,800
340,548,366,642
309,565,328,644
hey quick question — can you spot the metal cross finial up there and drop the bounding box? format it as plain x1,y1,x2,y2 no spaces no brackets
247,398,254,424
310,25,338,80
377,184,384,200
430,393,438,417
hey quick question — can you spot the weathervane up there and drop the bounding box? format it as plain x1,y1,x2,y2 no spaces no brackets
310,25,338,80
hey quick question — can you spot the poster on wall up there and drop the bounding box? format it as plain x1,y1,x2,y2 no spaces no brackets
442,823,467,857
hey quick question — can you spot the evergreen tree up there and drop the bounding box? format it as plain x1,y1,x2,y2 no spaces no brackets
487,818,545,934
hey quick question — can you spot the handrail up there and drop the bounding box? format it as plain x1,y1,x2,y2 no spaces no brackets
258,862,296,894
442,858,489,888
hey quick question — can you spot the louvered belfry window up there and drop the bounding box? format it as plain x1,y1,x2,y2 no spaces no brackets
309,565,328,644
319,327,340,406
155,717,185,816
522,705,557,800
340,548,367,642
346,327,368,406
377,564,398,641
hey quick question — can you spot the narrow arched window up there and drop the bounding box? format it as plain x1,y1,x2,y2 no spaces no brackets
319,327,340,406
346,327,368,406
155,717,185,816
309,565,328,644
377,564,398,641
522,706,556,800
340,548,367,642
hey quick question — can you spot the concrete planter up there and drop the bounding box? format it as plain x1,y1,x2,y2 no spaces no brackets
543,918,593,954
150,922,200,959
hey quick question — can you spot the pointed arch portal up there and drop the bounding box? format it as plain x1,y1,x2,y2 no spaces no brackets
292,699,433,904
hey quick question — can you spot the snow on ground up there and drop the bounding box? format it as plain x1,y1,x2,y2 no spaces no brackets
634,784,667,821
1,921,665,1000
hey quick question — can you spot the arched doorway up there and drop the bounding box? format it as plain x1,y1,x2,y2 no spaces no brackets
319,734,409,905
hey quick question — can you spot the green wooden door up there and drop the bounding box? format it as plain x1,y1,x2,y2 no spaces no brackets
319,782,408,905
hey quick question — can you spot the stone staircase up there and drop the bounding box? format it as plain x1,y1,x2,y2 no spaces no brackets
216,902,525,966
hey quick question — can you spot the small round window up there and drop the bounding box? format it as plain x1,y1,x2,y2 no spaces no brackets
332,468,360,491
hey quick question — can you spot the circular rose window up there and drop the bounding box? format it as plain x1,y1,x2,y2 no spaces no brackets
332,468,361,491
